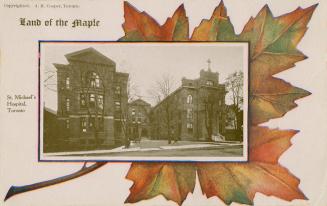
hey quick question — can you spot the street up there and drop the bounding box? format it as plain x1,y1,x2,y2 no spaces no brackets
55,139,244,157
88,144,242,157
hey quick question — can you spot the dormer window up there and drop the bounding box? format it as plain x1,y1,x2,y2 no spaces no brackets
206,80,214,86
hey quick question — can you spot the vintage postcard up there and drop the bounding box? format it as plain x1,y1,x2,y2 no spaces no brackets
1,0,327,206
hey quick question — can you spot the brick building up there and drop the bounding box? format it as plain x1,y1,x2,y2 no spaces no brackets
48,47,128,150
128,99,151,141
149,68,227,141
43,107,61,152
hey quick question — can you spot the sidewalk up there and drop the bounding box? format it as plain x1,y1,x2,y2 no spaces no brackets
45,139,242,156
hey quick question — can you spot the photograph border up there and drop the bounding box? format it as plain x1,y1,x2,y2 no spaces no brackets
38,40,250,163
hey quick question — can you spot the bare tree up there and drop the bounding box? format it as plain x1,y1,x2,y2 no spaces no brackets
148,73,176,144
226,71,243,132
201,88,219,141
44,66,57,93
120,76,139,148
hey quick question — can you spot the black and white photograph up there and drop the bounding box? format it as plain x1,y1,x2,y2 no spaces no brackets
40,42,248,161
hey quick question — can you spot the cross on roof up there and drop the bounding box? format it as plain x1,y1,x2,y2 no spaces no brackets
207,58,211,71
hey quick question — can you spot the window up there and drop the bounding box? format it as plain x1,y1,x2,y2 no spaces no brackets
187,123,193,133
89,117,95,130
66,119,70,129
66,98,70,111
206,80,214,86
90,72,100,88
95,74,100,88
187,108,193,119
90,76,95,87
137,117,142,123
81,118,87,132
89,94,95,107
131,109,136,116
98,95,103,109
186,95,193,104
98,117,104,131
115,101,121,110
115,86,121,95
65,77,70,89
80,94,86,108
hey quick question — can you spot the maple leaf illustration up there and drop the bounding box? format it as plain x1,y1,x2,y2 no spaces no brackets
197,127,305,205
121,1,317,205
120,2,189,41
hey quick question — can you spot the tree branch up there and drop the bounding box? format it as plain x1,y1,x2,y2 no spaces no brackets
4,162,107,201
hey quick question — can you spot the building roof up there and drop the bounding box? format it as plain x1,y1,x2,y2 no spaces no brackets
151,86,183,110
129,98,151,107
64,47,116,66
44,107,57,115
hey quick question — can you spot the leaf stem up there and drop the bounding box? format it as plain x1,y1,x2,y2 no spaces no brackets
4,162,107,201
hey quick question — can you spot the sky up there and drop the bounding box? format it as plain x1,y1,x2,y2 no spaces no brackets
42,42,247,111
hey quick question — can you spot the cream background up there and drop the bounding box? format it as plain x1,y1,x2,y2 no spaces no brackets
1,0,327,205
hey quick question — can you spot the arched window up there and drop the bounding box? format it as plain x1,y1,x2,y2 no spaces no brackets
186,95,193,104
